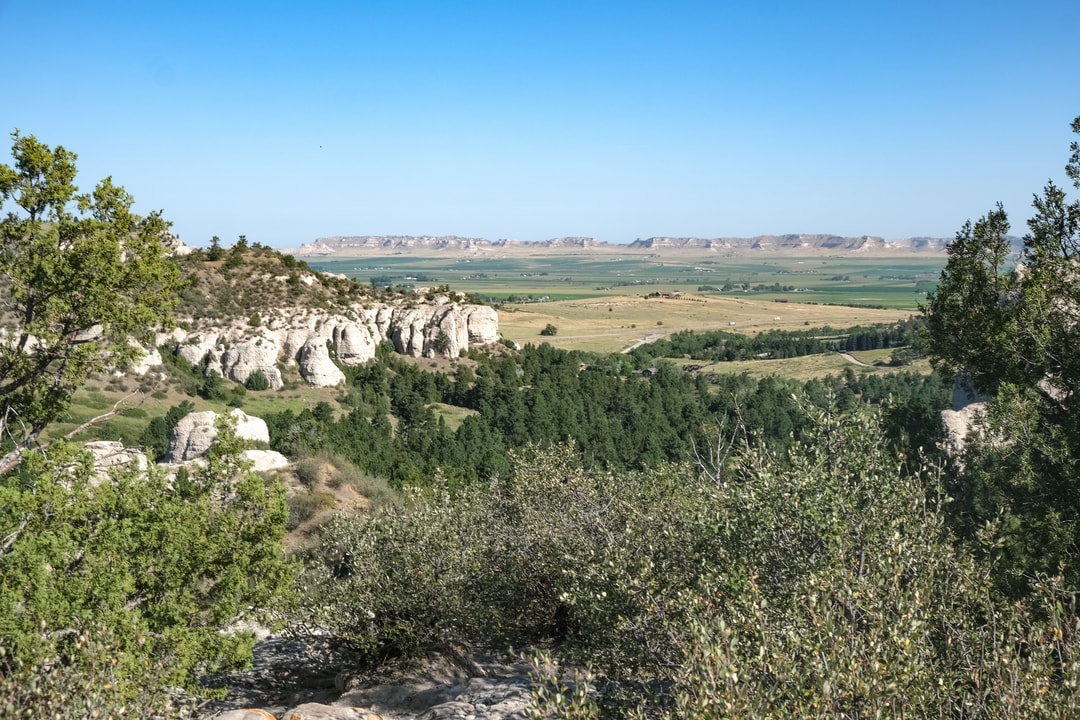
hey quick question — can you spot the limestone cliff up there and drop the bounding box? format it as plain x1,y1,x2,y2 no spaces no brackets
163,293,499,388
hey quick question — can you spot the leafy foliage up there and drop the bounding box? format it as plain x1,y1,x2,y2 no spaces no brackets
0,418,293,700
0,131,182,452
246,368,271,391
295,407,1080,718
0,624,200,718
629,317,926,364
923,115,1080,591
0,130,295,710
265,343,946,489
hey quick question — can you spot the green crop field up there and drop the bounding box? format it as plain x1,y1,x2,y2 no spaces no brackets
309,254,944,309
309,253,945,354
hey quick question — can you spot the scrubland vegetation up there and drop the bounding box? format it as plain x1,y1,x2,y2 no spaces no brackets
3,118,1080,717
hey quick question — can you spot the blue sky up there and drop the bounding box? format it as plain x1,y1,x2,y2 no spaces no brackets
2,1,1077,247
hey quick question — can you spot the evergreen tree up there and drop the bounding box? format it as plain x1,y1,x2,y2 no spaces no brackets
0,131,182,458
923,114,1080,590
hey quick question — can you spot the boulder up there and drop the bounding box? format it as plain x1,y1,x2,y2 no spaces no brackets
83,440,148,482
390,307,428,357
466,306,500,344
177,333,223,368
164,409,270,463
332,322,378,365
941,380,991,460
127,344,162,376
222,339,284,389
298,338,346,387
941,403,985,459
215,711,277,720
243,449,291,473
280,705,382,720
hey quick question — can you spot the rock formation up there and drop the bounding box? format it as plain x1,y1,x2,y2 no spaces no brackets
83,440,149,483
940,381,990,459
161,296,499,389
164,409,271,464
207,643,541,720
287,234,949,256
298,338,347,387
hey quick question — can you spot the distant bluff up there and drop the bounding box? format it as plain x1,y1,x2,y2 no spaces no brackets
287,234,948,256
633,234,948,252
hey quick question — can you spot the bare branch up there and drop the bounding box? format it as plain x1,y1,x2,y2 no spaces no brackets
0,392,140,475
0,515,29,558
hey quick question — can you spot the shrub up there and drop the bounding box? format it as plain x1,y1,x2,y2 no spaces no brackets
540,324,558,336
287,491,335,530
325,454,399,509
0,418,294,702
292,408,1080,718
294,456,324,488
246,369,271,391
0,625,199,718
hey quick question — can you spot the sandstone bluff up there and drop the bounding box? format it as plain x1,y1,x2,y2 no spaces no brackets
153,291,499,389
286,234,949,257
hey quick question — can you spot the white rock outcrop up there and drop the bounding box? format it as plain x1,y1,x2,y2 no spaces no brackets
164,409,270,464
941,382,990,459
298,338,346,387
84,440,149,483
222,340,284,389
156,296,500,389
243,450,291,473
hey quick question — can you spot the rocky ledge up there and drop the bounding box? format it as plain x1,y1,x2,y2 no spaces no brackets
205,637,539,720
146,294,499,388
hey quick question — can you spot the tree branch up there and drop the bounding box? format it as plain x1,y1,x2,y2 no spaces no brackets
0,392,139,475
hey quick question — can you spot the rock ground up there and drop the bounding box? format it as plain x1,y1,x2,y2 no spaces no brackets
204,637,537,720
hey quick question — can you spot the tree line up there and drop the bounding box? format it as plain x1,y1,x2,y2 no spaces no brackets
628,317,926,363
255,340,948,489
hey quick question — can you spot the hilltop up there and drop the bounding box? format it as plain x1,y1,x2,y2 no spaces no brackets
145,242,501,390
285,233,950,258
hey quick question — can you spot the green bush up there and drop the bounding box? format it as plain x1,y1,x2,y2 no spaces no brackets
292,408,1080,718
0,418,294,702
328,458,399,509
0,625,199,719
246,369,271,391
287,490,335,530
295,456,324,488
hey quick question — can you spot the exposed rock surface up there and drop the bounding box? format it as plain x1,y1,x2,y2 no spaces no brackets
287,234,949,256
941,381,990,458
165,409,270,463
83,440,149,482
161,296,499,389
298,338,346,387
337,650,533,720
244,449,292,473
206,640,537,720
223,340,285,390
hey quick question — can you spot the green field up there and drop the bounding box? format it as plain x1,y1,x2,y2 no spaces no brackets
308,253,943,354
308,254,944,310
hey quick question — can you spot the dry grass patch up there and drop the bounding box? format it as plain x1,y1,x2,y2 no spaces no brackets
498,294,913,354
431,402,479,431
690,353,933,382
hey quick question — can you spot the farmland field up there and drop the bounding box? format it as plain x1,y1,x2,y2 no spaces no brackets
309,252,945,354
309,253,944,308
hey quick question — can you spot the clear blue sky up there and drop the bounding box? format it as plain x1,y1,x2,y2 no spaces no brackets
2,1,1077,247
